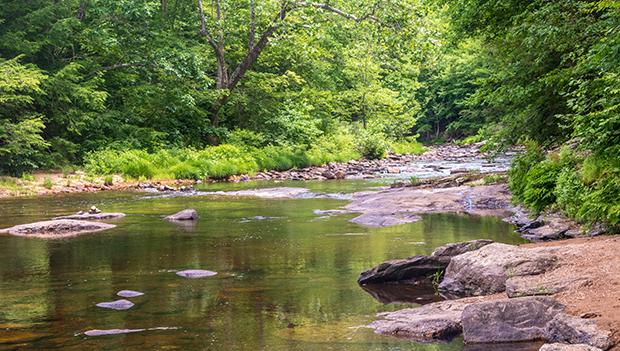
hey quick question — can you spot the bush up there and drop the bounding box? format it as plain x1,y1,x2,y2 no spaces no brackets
521,158,562,214
357,132,387,160
103,175,113,186
170,162,202,180
42,176,53,189
509,140,545,203
389,138,425,155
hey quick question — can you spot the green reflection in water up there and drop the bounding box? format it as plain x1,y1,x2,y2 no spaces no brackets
0,186,527,350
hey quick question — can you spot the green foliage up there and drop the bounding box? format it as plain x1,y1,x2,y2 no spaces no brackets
0,56,48,175
103,175,113,186
388,138,425,155
483,174,507,185
356,131,388,160
42,177,53,189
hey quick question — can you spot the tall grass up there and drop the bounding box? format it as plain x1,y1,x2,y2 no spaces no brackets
85,131,423,180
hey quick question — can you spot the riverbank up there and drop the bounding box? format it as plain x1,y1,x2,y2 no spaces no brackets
0,143,505,199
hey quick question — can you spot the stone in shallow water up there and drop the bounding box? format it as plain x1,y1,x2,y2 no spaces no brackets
95,299,135,310
176,269,218,279
84,327,177,337
116,290,144,298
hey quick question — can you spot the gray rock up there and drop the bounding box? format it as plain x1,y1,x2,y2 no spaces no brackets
544,314,613,350
349,213,422,227
54,212,126,220
358,239,493,285
539,344,603,351
165,209,198,221
117,290,144,298
84,327,177,337
0,219,116,238
95,299,135,311
431,239,494,263
462,296,564,344
506,277,592,298
367,299,469,341
439,243,557,297
176,269,218,279
358,255,446,285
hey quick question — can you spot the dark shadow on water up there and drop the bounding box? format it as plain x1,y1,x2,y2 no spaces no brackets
361,279,444,305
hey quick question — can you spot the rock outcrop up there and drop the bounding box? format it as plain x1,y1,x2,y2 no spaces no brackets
358,239,494,284
461,297,564,343
439,243,557,297
539,344,603,351
165,209,199,221
0,219,116,238
367,299,469,341
506,276,592,298
544,314,613,350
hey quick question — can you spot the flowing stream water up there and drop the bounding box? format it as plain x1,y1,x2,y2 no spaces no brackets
0,180,531,350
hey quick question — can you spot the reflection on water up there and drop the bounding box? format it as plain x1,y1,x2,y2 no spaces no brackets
0,186,528,350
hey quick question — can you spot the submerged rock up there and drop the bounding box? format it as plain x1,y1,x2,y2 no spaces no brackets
53,212,125,220
95,299,135,311
367,299,469,342
176,269,218,279
165,209,198,221
116,290,144,298
349,213,422,227
360,280,442,305
439,243,557,297
84,327,178,337
544,314,613,350
0,219,116,238
462,296,564,344
539,344,603,351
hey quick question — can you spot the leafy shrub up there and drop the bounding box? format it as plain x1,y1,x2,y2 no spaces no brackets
225,129,266,149
170,162,202,180
509,140,545,203
555,168,585,219
357,132,387,160
103,175,113,186
521,159,562,214
42,177,53,189
389,138,425,155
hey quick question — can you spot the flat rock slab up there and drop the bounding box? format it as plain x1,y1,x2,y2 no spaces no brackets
344,184,512,227
165,209,198,221
539,344,603,351
506,276,592,298
176,269,218,279
84,327,177,337
95,299,135,311
53,213,125,220
0,219,116,238
439,243,558,297
219,187,311,199
367,299,469,342
462,296,564,344
116,290,144,298
544,314,613,350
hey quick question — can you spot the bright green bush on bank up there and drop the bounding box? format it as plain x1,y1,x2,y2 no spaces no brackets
509,141,620,229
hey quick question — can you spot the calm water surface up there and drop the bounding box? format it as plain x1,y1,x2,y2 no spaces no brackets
0,182,527,350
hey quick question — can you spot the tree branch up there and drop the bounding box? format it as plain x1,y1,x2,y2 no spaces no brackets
295,1,379,22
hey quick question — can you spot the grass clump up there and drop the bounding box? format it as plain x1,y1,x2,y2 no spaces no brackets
42,176,53,189
103,175,113,186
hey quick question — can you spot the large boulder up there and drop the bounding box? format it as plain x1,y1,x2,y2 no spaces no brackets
462,296,564,344
539,344,603,351
367,299,469,342
439,243,557,297
165,209,198,221
358,239,493,284
544,314,613,350
0,219,116,238
358,255,445,285
431,239,494,263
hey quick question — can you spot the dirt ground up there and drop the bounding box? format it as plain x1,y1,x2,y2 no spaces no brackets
524,236,620,349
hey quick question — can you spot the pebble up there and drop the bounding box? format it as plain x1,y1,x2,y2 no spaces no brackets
176,269,218,279
95,299,135,310
116,290,144,298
